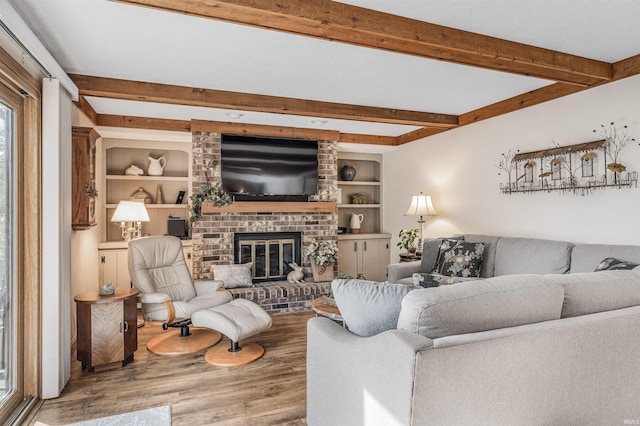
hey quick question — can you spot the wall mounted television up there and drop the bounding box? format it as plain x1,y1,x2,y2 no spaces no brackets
221,134,319,202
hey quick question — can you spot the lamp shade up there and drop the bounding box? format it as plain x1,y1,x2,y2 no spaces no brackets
111,200,150,222
405,194,438,216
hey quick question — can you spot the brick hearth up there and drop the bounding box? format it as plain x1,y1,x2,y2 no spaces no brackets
227,281,331,313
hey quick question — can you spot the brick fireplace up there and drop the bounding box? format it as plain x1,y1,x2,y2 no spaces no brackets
190,129,338,312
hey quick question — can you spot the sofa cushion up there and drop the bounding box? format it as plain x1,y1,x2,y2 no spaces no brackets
594,257,640,271
464,234,500,278
397,274,564,339
332,279,417,337
494,237,573,276
412,272,479,287
433,239,485,278
570,243,640,273
547,270,640,318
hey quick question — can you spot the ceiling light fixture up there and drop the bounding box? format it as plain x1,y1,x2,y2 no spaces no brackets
311,119,328,126
225,112,243,120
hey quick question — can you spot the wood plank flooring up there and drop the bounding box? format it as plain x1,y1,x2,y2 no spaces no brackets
28,311,313,425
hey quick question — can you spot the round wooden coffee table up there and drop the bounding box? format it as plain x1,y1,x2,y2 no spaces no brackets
311,297,346,328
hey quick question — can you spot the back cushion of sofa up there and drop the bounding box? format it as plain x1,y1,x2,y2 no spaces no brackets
570,244,640,273
397,275,564,339
494,237,573,276
464,234,500,278
548,270,640,317
332,279,417,337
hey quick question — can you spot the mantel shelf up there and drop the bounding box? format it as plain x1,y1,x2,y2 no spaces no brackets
202,201,337,214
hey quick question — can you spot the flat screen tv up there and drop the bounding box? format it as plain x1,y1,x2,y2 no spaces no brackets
221,134,318,201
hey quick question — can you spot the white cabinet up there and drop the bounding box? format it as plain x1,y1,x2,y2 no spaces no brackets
337,153,382,234
338,234,390,282
98,241,193,289
102,139,191,241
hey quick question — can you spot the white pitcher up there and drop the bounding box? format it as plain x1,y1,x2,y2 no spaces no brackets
147,155,166,176
350,213,364,233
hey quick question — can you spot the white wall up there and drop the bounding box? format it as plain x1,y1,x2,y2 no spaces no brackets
383,75,640,262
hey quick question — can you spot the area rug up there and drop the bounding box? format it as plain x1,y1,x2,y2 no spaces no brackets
64,405,171,426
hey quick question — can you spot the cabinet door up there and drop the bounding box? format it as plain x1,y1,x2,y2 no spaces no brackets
99,250,118,287
361,239,381,281
378,239,390,281
116,249,131,287
338,240,359,278
91,301,124,366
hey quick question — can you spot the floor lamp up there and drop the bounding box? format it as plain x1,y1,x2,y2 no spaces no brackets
404,192,438,255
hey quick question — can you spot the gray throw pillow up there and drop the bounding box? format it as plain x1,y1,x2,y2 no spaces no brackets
412,272,480,287
331,279,417,337
212,263,253,288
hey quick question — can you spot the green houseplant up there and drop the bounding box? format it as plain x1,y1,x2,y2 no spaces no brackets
397,228,420,253
187,182,232,223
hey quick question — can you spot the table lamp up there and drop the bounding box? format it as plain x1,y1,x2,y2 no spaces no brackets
111,200,150,241
404,192,438,254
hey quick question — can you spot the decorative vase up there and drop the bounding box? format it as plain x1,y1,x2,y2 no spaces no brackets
311,262,335,282
155,185,164,204
340,164,356,181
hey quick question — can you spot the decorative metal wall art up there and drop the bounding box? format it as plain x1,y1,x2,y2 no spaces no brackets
497,123,637,196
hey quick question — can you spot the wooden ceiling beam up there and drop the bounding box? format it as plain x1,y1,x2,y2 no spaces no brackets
112,0,612,86
74,95,98,125
70,74,457,128
191,119,397,145
97,114,191,132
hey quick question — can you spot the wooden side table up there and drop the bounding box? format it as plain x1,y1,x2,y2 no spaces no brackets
399,253,422,262
75,288,139,371
312,297,346,328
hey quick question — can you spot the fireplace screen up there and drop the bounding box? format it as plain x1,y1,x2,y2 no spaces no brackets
234,232,302,282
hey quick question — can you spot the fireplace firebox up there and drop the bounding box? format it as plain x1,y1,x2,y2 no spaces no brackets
234,232,302,282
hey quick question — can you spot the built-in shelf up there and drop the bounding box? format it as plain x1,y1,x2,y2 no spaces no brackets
337,204,381,209
338,181,380,186
106,203,187,209
202,201,336,214
106,175,189,182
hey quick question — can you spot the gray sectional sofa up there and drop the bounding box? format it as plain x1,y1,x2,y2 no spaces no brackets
306,236,640,425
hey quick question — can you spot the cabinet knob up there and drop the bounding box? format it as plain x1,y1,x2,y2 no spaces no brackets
100,255,105,264
364,242,367,251
120,321,129,333
187,252,191,260
354,242,357,251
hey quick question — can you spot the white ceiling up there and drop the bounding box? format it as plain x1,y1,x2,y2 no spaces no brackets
7,0,640,138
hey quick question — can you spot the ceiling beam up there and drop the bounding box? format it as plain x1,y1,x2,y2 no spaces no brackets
74,95,98,125
70,74,457,128
97,114,192,132
113,0,612,86
191,119,396,145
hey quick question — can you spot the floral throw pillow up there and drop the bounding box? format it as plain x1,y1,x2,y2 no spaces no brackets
412,272,480,288
594,257,640,272
433,239,485,278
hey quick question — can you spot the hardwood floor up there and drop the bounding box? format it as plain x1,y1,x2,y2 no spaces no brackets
28,311,313,425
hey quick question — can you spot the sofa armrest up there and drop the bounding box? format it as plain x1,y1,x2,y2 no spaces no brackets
194,279,225,295
307,317,432,426
138,292,171,304
386,261,421,284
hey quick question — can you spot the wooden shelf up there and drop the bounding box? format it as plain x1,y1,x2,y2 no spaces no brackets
202,201,336,214
106,175,188,181
106,203,187,209
337,204,381,209
338,181,380,186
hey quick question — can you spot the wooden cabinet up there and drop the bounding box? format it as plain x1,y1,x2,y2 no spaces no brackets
338,234,390,282
98,240,194,288
75,288,138,371
72,127,100,230
102,138,191,241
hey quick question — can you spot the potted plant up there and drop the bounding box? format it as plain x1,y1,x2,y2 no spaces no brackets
304,239,338,282
187,182,232,223
397,228,420,253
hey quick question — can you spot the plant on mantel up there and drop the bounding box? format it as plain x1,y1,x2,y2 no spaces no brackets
187,182,232,223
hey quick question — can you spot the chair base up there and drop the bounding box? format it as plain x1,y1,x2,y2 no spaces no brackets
204,342,265,366
147,328,222,356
